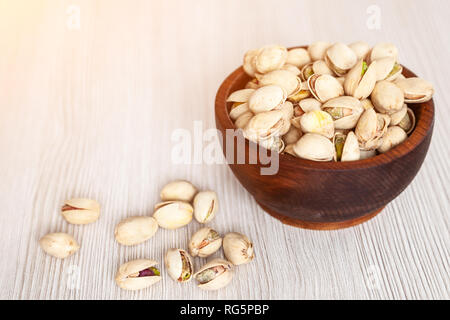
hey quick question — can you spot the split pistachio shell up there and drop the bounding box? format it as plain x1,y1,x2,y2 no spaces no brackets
398,108,416,134
223,232,254,266
165,249,193,283
235,111,253,129
160,180,197,202
325,43,357,76
394,77,434,103
360,149,377,159
281,64,301,76
307,74,344,103
115,259,161,290
369,42,398,62
39,232,80,259
287,81,311,102
255,45,287,74
341,131,360,161
374,57,403,81
389,104,408,126
333,132,346,161
243,49,259,77
193,191,218,224
282,125,302,145
299,98,322,112
153,201,193,229
227,89,255,103
258,70,302,96
349,41,370,60
308,41,331,61
344,60,378,99
61,198,100,225
355,108,390,150
286,48,311,68
189,227,222,258
244,109,284,142
300,60,333,81
361,98,374,110
115,216,158,246
229,102,249,121
322,96,364,129
293,133,335,161
194,258,233,291
371,80,404,114
248,85,287,113
378,126,407,153
300,110,334,138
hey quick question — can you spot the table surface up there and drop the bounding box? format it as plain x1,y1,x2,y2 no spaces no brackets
0,0,448,300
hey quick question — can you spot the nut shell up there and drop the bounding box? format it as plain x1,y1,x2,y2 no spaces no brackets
193,191,218,224
189,227,222,258
115,259,161,291
164,249,193,283
223,232,255,265
39,232,80,259
160,180,197,202
61,198,100,225
153,201,193,229
114,216,158,246
194,258,233,291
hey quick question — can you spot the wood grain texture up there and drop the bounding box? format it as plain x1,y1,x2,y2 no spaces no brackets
0,0,448,300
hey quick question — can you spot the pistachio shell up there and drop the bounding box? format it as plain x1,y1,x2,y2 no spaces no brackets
244,110,284,142
255,45,287,74
61,198,100,225
258,136,285,153
377,126,407,153
229,102,250,121
373,57,402,81
307,74,344,103
359,149,377,160
300,110,334,138
322,96,364,129
371,81,404,114
223,232,254,266
281,64,301,76
299,98,322,112
282,125,302,145
389,104,407,126
193,191,218,223
293,133,335,161
348,41,370,60
325,43,357,76
248,85,287,113
258,70,302,96
286,48,311,68
153,201,193,229
114,216,159,246
160,180,197,202
308,41,331,61
235,111,254,129
227,89,255,103
341,131,360,161
369,42,398,62
39,232,80,259
344,60,378,99
245,78,259,89
300,60,333,81
243,49,259,77
361,98,374,110
355,108,390,150
286,82,311,103
115,259,161,291
194,258,233,291
165,249,193,283
394,77,434,103
398,108,416,134
189,227,222,258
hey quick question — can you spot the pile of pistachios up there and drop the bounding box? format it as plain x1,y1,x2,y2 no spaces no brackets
228,42,435,161
39,180,254,291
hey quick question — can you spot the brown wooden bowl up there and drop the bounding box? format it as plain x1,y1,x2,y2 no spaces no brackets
215,50,435,230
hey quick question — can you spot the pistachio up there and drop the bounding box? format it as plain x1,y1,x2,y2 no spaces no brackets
378,126,407,153
226,88,255,103
361,98,374,110
258,70,302,96
322,96,364,129
243,49,259,77
371,80,404,114
293,133,335,161
115,259,161,291
282,125,302,145
360,149,377,160
114,216,158,246
344,60,378,99
300,110,334,138
281,64,301,76
369,42,398,62
287,81,311,103
61,198,100,225
325,43,357,76
245,78,259,89
160,180,197,202
299,98,322,112
223,232,254,266
194,258,233,291
229,102,249,121
300,60,333,81
286,48,311,68
389,104,408,126
373,57,403,81
349,41,370,60
355,108,390,150
248,85,287,113
189,227,222,258
244,109,284,142
341,131,360,161
394,77,434,103
193,191,218,224
308,41,331,61
234,111,254,129
153,201,193,229
307,74,344,103
165,249,193,283
254,45,287,74
39,232,80,259
398,108,416,134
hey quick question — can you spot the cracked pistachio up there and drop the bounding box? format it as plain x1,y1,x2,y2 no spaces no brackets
243,49,259,77
286,48,311,68
344,60,378,99
349,41,371,60
293,133,335,161
398,108,416,134
160,180,197,202
248,85,287,113
39,232,80,259
114,216,158,246
234,111,254,129
226,88,255,103
300,110,334,138
322,96,364,129
165,249,193,283
373,57,403,81
115,259,161,291
258,70,302,96
223,232,255,266
281,64,301,76
371,80,404,114
153,201,193,229
369,42,398,62
308,41,331,61
189,227,222,258
61,198,100,225
194,258,234,291
355,108,390,150
334,131,360,162
254,45,288,74
394,77,434,103
325,43,357,76
193,191,218,224
389,104,408,126
300,60,333,81
229,102,249,121
307,74,344,103
244,109,284,142
377,126,407,153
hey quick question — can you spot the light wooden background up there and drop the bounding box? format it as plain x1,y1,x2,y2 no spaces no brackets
0,0,448,300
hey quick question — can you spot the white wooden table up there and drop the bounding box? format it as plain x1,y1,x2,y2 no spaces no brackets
0,0,448,300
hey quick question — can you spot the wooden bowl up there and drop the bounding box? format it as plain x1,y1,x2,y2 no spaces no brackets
215,52,435,230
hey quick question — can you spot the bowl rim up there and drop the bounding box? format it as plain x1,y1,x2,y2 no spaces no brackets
215,46,435,171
